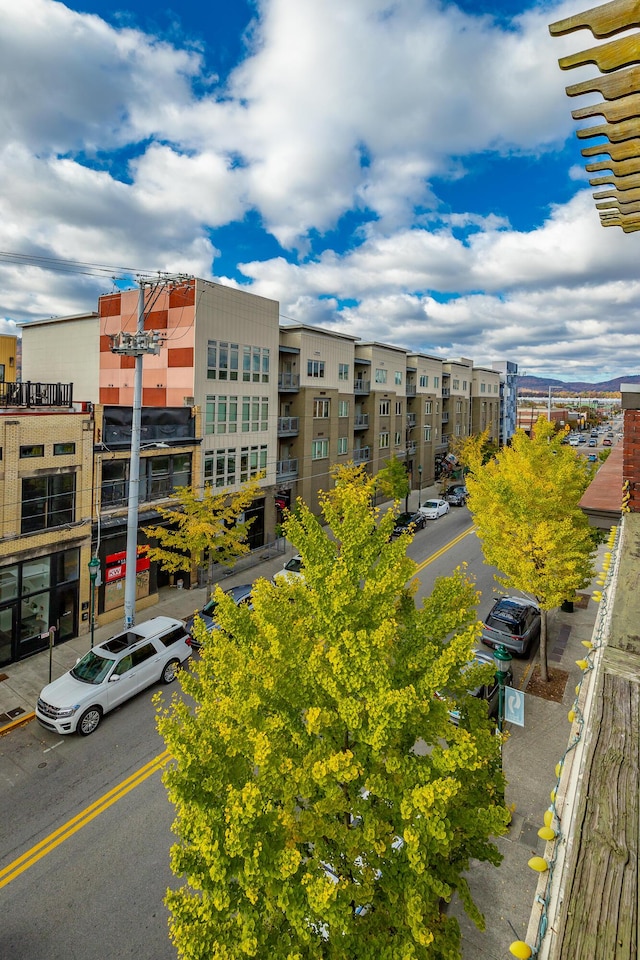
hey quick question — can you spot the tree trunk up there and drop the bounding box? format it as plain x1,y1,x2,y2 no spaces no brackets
539,608,549,682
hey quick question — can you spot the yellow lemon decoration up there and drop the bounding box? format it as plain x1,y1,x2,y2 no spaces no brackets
543,809,554,827
538,825,556,841
528,856,549,873
568,709,576,723
509,942,533,959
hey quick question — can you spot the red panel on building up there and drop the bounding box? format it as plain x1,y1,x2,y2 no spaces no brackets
145,309,168,330
100,387,120,404
143,387,167,406
168,347,194,367
169,283,195,308
99,335,112,353
99,294,122,317
120,355,135,369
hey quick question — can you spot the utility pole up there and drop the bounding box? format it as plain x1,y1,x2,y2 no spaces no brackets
110,274,190,629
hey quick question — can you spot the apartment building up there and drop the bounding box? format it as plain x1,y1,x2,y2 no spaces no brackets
491,360,519,446
0,382,93,667
471,367,501,443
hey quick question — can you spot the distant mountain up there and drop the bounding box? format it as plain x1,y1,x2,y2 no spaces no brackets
519,374,640,394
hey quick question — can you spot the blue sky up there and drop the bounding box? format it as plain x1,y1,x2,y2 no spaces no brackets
1,0,639,382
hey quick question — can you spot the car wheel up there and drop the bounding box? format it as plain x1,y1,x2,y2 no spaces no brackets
162,658,180,683
77,706,102,736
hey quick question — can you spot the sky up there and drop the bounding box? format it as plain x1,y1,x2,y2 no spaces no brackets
1,0,639,383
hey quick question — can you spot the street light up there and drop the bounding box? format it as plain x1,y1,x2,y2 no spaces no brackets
493,643,513,735
418,464,423,509
88,556,100,648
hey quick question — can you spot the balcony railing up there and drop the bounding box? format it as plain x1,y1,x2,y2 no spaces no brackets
353,413,369,429
278,373,300,391
406,442,416,454
276,458,299,480
354,379,370,395
0,381,74,408
277,416,299,436
442,388,450,398
406,414,417,428
441,412,449,423
353,447,370,463
406,384,416,396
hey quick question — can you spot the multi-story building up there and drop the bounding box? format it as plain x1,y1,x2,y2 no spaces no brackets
471,367,501,443
491,360,518,446
0,334,18,383
0,381,93,666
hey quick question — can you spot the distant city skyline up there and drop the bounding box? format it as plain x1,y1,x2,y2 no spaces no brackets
0,0,638,383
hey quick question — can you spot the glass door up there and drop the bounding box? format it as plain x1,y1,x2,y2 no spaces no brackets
55,584,77,642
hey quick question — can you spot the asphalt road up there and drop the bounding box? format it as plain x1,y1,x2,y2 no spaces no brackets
0,506,516,960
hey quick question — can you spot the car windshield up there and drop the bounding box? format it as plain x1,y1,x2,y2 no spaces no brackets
487,612,522,636
284,557,303,573
424,501,438,509
71,650,115,684
201,598,218,617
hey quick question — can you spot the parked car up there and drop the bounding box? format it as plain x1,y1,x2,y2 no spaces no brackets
391,511,427,538
418,498,450,520
184,584,254,648
588,438,597,447
443,485,468,506
437,649,514,726
603,438,612,446
273,554,305,583
480,596,541,657
36,616,191,736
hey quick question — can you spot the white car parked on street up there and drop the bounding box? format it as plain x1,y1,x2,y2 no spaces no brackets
418,498,450,520
36,616,191,736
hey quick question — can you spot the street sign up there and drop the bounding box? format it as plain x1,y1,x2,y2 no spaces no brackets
505,687,525,727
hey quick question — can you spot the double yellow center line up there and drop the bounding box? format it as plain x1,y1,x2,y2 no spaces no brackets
413,524,475,575
0,749,172,889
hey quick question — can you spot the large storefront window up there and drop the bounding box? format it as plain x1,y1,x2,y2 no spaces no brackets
0,549,80,666
21,474,75,533
101,454,192,508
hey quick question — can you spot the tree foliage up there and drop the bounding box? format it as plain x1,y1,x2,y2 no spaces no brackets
142,477,263,576
463,418,596,680
158,465,509,960
375,454,410,506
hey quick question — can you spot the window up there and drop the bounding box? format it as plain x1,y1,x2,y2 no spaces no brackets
338,363,349,381
206,396,239,435
313,399,330,418
452,379,459,390
394,432,402,446
20,444,44,459
22,473,75,533
241,396,269,432
379,400,390,416
101,455,192,506
456,400,462,413
54,442,75,456
463,380,467,390
419,375,428,388
455,423,463,436
425,400,432,415
208,341,239,382
307,360,325,378
205,446,266,487
494,384,499,393
395,401,403,415
481,383,486,393
378,432,389,449
395,371,402,385
338,437,348,455
338,400,349,417
436,401,440,414
434,376,440,388
375,368,387,384
312,439,328,460
424,425,431,442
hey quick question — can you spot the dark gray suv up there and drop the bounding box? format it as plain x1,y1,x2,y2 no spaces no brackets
480,596,541,657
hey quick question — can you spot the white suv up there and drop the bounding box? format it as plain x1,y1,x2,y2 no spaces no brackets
36,616,191,736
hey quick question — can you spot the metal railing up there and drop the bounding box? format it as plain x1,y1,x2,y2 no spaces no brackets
0,381,73,408
276,458,299,479
353,447,370,463
354,379,370,394
277,416,299,435
278,373,300,391
353,413,369,428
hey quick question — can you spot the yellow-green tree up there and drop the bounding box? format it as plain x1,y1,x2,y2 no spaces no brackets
158,465,509,959
375,454,410,509
143,478,262,582
464,418,595,681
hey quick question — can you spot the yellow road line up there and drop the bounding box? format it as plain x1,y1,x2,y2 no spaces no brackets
0,749,172,889
413,525,476,576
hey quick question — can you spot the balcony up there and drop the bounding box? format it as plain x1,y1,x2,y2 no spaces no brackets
0,381,74,408
442,388,450,398
353,413,369,429
406,384,416,396
353,447,370,464
441,412,449,423
278,373,300,392
354,379,370,395
277,416,299,437
406,414,417,428
276,458,298,480
406,441,416,454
